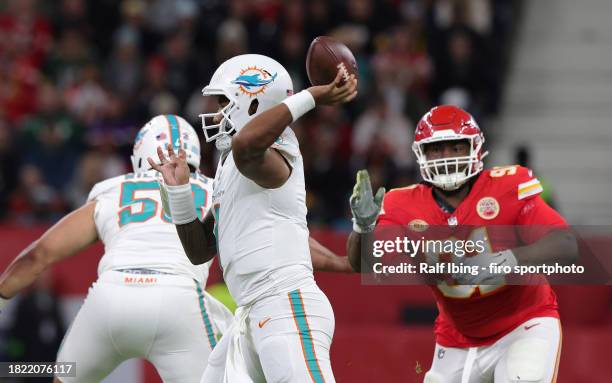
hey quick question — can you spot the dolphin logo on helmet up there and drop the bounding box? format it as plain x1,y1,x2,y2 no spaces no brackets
231,70,278,94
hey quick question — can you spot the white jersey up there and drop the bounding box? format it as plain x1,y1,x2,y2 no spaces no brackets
89,170,213,282
212,128,313,306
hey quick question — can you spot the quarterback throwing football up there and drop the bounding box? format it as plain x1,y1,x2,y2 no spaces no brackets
153,54,357,382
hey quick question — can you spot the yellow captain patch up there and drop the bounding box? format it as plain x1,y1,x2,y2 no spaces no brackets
518,178,543,200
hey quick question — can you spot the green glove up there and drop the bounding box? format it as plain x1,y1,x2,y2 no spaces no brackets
349,170,385,233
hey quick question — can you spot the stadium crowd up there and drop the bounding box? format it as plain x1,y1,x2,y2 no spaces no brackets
0,0,522,227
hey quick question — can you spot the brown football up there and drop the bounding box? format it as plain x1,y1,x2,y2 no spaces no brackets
306,36,358,86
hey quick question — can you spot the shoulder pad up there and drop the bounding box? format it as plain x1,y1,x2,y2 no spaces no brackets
485,165,543,200
87,174,127,201
384,184,425,207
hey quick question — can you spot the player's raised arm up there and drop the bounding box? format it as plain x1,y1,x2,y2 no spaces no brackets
0,202,98,308
309,237,353,273
231,70,357,189
347,170,385,272
148,145,216,265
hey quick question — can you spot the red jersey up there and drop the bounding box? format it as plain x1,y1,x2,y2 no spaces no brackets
377,165,568,347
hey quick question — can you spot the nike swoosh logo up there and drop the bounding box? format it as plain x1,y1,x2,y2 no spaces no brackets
258,318,272,328
524,323,541,330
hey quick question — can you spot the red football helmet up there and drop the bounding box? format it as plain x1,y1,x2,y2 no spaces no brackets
412,105,488,190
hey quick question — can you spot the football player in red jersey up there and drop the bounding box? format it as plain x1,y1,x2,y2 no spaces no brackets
347,105,578,383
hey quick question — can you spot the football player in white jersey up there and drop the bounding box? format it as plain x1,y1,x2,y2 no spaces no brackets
151,54,357,382
0,115,235,383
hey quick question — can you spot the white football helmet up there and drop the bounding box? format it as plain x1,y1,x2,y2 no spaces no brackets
131,114,201,173
199,54,294,151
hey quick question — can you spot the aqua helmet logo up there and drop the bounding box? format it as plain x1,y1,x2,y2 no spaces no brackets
231,66,277,97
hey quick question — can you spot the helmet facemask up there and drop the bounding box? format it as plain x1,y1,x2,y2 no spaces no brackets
413,135,488,191
199,89,239,151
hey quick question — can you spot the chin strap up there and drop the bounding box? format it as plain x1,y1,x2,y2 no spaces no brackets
215,134,232,151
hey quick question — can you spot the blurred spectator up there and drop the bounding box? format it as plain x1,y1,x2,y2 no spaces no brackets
341,0,398,38
85,98,130,181
149,92,180,116
146,0,199,35
515,145,558,210
104,27,143,99
216,18,248,64
305,0,333,43
6,270,65,365
52,0,91,36
162,31,201,105
371,24,432,120
64,63,109,125
0,120,18,218
279,30,307,91
135,56,178,119
44,26,96,90
0,54,41,124
8,164,65,223
0,0,52,67
112,0,152,55
303,107,353,225
89,97,137,151
352,95,414,169
432,28,487,118
65,150,108,208
19,81,82,190
0,0,52,123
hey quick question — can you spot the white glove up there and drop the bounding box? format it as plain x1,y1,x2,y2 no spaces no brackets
453,249,518,285
349,170,385,233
